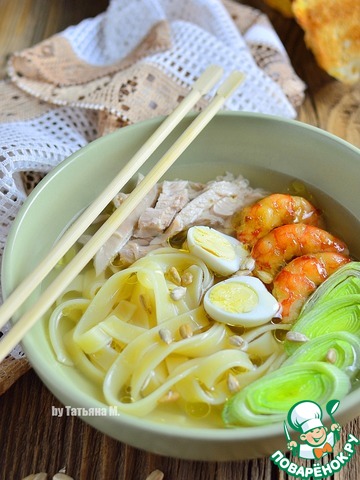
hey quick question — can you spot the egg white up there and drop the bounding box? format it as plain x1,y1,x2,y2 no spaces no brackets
203,276,279,327
186,226,249,276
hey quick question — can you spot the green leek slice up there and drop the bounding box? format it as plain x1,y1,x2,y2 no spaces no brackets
283,331,360,378
222,362,350,426
285,295,360,355
301,262,360,315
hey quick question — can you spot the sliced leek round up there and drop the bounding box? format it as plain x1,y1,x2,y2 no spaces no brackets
301,262,360,315
222,362,350,426
283,331,360,378
285,295,360,355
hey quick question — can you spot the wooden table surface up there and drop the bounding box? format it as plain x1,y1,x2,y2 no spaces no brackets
0,1,359,479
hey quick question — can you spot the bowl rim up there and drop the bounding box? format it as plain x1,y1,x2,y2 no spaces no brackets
2,111,360,445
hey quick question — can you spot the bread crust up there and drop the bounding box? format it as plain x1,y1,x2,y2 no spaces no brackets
293,0,360,84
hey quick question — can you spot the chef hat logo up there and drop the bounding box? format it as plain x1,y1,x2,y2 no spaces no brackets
288,400,324,433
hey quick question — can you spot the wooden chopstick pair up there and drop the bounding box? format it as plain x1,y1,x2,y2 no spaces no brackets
0,65,245,362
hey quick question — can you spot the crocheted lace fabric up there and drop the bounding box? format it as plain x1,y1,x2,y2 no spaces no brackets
0,0,305,393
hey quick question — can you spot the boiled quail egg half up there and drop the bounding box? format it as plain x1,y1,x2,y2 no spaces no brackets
203,276,280,327
186,226,249,276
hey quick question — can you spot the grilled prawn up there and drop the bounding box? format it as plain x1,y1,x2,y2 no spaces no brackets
233,193,323,247
272,252,351,323
252,223,349,283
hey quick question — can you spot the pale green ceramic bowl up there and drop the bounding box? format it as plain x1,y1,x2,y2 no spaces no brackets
2,112,360,461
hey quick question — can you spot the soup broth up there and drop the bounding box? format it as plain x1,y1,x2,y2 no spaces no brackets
46,163,360,429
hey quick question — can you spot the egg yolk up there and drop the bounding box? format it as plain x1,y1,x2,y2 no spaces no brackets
192,227,235,260
208,282,258,313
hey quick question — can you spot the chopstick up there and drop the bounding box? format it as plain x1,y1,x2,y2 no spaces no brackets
0,65,222,333
0,69,244,361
